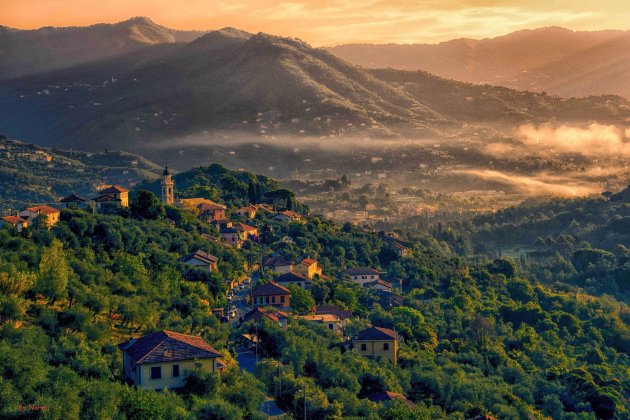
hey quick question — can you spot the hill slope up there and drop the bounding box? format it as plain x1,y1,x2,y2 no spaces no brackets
1,26,629,160
0,136,160,207
0,17,205,80
326,27,630,99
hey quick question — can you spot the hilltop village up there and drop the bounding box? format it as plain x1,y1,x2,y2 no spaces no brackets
0,163,628,419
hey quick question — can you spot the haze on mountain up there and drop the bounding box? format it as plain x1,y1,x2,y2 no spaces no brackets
0,19,628,162
0,17,205,80
326,27,630,100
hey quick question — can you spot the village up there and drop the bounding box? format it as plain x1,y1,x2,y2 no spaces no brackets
0,166,416,410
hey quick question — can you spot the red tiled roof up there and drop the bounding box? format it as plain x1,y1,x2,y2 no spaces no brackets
237,223,257,232
182,249,218,265
2,215,27,225
252,282,290,297
300,258,317,266
242,307,279,323
118,330,221,364
263,256,292,267
93,194,121,202
25,205,60,215
99,185,129,194
276,272,310,284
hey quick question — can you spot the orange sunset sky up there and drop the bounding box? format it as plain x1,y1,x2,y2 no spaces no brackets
2,0,629,46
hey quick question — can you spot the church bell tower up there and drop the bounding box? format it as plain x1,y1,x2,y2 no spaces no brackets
161,166,174,205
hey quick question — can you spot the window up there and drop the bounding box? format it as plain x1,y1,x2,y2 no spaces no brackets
265,297,270,304
361,343,367,351
280,296,285,303
272,296,276,303
328,324,334,330
150,366,162,380
172,365,180,378
383,343,389,350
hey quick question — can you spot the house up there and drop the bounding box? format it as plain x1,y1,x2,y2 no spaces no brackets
252,282,291,308
375,290,404,309
262,255,293,274
391,242,412,257
236,206,258,219
220,227,242,248
210,219,233,229
18,205,60,228
181,250,218,272
198,203,227,223
364,279,393,292
236,223,258,240
273,211,302,222
178,198,226,222
352,326,399,365
367,391,415,407
294,258,323,279
345,267,382,286
297,314,342,333
118,330,225,390
276,271,311,290
59,193,87,209
92,194,122,211
314,305,353,323
0,215,28,232
240,307,288,327
98,185,129,207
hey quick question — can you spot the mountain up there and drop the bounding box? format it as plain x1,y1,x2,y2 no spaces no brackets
0,135,160,207
0,25,629,162
0,17,205,80
326,27,630,99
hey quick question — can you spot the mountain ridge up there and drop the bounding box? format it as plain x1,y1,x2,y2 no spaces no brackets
326,27,630,99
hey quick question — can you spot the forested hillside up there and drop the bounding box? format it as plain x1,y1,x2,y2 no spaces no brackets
441,187,630,302
0,164,628,419
0,136,160,208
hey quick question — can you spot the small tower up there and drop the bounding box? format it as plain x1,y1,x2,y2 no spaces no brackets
161,166,174,205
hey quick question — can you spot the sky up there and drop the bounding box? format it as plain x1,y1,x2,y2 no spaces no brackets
3,0,629,46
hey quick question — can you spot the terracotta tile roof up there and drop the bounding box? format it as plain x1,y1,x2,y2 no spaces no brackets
252,282,290,297
263,256,292,267
99,185,129,194
59,193,86,203
300,258,317,266
276,272,310,283
198,203,226,212
180,198,225,208
242,307,279,323
2,215,27,225
315,305,353,320
345,267,381,276
118,330,221,364
92,194,121,202
364,279,392,289
236,223,257,232
25,205,60,215
356,326,398,341
182,249,218,265
298,314,340,323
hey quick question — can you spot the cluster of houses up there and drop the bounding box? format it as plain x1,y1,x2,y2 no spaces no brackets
3,166,407,399
0,184,131,231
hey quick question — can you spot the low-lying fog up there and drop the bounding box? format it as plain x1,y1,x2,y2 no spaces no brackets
143,122,630,202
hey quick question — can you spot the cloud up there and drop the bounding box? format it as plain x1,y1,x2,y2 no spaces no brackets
452,168,601,196
515,123,630,157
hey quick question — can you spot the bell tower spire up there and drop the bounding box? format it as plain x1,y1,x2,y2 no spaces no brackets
161,166,174,205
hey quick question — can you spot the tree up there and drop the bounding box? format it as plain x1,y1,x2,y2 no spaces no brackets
287,285,315,314
36,239,70,305
130,190,165,220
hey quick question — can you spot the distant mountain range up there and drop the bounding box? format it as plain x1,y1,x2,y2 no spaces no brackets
0,17,205,80
0,19,629,160
326,27,630,99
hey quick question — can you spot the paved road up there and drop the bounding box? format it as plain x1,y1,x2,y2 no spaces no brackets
228,281,252,325
236,350,284,417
